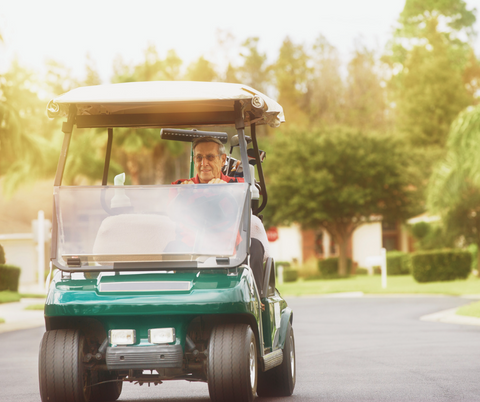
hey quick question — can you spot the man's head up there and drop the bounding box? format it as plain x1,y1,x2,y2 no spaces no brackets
192,137,227,183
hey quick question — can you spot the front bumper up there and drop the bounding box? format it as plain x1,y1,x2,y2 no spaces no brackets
106,344,183,370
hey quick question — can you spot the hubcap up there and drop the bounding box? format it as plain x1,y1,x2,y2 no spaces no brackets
249,341,256,388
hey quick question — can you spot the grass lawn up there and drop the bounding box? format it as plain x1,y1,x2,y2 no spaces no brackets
0,318,4,324
24,303,45,311
0,291,21,304
456,301,480,318
20,293,47,299
277,274,480,297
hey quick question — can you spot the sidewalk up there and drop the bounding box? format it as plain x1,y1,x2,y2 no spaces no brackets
0,298,44,334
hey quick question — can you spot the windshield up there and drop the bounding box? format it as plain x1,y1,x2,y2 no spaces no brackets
53,183,249,269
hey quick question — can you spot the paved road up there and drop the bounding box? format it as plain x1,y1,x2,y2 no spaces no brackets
1,296,479,402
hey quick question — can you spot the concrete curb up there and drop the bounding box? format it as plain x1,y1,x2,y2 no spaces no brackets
0,298,45,334
420,307,480,327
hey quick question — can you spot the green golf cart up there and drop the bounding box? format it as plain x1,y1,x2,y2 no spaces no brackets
39,81,295,402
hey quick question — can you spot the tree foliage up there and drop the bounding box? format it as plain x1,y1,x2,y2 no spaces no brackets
0,61,59,195
306,35,344,126
344,43,389,131
265,128,421,275
428,105,480,268
385,0,478,149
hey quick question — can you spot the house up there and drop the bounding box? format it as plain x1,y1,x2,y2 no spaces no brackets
268,221,412,269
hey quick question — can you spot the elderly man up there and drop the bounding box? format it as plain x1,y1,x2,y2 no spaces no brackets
171,136,270,291
172,136,244,185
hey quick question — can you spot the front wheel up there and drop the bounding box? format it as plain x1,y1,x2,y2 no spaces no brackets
39,329,91,402
257,321,296,397
207,323,257,402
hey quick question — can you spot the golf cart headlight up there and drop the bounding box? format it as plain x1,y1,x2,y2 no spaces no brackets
149,328,175,344
109,329,136,345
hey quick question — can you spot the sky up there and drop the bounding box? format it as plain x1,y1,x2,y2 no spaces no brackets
0,0,479,85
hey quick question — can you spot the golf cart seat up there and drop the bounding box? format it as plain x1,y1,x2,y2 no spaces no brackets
251,214,270,262
92,214,176,259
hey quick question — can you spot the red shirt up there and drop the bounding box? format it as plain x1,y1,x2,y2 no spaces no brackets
171,172,244,185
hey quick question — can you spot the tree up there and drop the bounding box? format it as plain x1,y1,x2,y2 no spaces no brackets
265,128,421,276
273,37,311,126
84,53,102,86
0,61,59,195
428,104,480,270
385,0,478,148
185,56,217,82
343,43,389,132
237,37,271,94
306,35,344,126
110,45,187,185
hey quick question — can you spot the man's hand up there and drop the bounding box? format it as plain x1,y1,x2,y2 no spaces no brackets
180,180,195,185
208,178,227,184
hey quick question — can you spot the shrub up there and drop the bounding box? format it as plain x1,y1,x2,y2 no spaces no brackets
0,265,21,292
0,244,5,265
356,267,369,275
318,257,352,278
296,258,319,279
275,261,291,280
411,249,471,283
387,251,411,275
468,244,477,271
283,268,299,283
275,261,291,270
408,221,455,250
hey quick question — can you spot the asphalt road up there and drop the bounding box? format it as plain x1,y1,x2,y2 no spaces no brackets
1,296,479,402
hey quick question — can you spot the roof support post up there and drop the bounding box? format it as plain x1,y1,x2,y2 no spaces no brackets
54,105,76,186
234,101,252,253
234,101,252,185
102,128,113,185
251,123,268,215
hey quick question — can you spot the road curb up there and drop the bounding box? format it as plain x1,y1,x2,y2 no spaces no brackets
420,307,480,326
0,319,44,334
0,298,45,334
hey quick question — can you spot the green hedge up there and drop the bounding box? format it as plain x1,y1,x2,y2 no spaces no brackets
275,261,291,270
283,268,299,283
0,265,21,292
411,249,471,283
387,251,411,275
318,257,352,278
356,267,369,275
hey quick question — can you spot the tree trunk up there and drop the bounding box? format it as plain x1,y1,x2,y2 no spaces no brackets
477,243,480,277
126,155,140,185
337,236,349,277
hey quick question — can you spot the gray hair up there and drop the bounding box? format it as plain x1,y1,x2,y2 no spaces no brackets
192,136,226,155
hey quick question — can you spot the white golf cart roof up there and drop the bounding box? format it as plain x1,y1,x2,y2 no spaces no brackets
47,81,285,128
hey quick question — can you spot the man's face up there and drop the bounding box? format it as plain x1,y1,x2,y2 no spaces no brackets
194,142,226,183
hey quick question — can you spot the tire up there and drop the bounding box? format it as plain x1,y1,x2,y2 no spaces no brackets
257,321,296,397
39,329,91,402
90,370,122,402
207,323,257,402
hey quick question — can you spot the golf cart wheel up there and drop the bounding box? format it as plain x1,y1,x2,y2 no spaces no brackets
257,321,296,397
207,323,257,402
39,329,91,402
90,370,122,402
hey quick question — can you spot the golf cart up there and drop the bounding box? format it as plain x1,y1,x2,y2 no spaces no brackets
39,81,295,402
